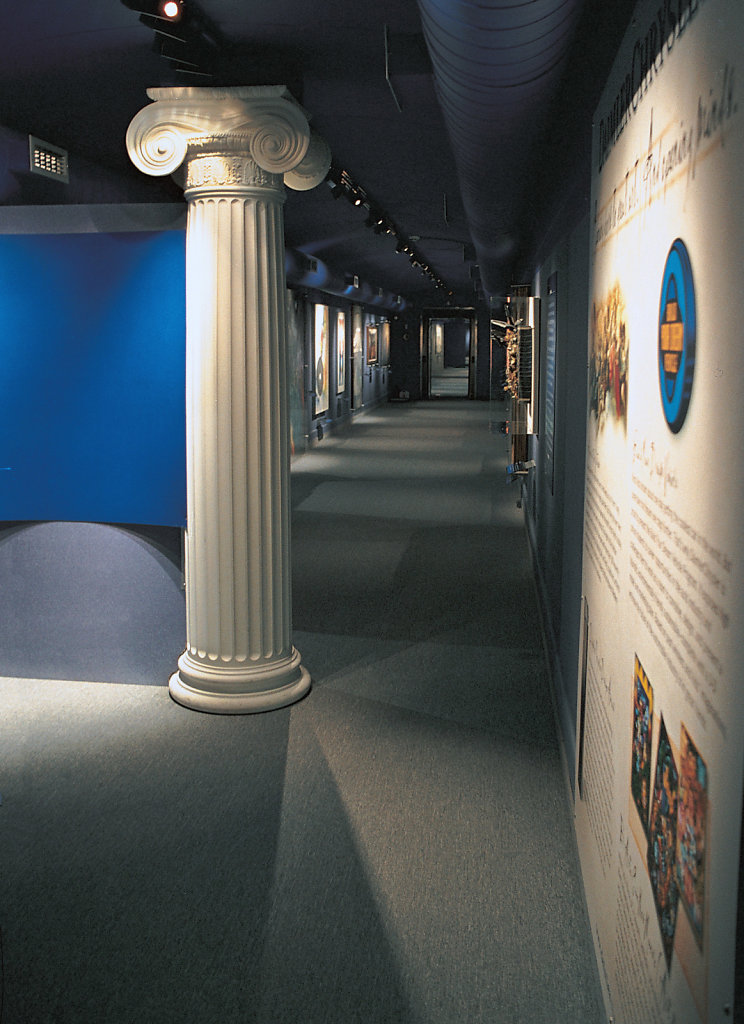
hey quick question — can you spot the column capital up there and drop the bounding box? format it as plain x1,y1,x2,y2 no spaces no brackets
126,85,330,191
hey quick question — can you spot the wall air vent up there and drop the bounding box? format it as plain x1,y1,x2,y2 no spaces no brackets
29,136,69,183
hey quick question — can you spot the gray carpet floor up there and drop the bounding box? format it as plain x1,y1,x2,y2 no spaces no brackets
430,368,469,397
0,400,603,1023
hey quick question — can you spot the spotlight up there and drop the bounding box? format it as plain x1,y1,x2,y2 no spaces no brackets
161,0,182,18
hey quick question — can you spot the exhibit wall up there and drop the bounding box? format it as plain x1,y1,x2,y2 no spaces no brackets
361,310,392,410
574,1,744,1021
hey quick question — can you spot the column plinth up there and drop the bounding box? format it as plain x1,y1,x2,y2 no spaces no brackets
126,86,330,713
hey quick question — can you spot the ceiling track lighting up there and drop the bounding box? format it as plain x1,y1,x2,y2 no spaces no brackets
324,161,455,297
120,0,221,76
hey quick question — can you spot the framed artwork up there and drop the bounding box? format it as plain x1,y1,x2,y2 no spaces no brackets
367,323,378,364
647,715,679,968
352,305,364,407
379,320,390,365
314,304,329,416
676,723,707,947
336,309,346,393
630,655,654,834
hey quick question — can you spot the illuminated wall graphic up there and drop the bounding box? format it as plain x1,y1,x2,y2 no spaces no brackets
352,305,364,407
575,1,744,1021
314,303,329,416
287,290,306,453
336,309,346,393
589,281,628,432
0,231,186,526
658,238,696,433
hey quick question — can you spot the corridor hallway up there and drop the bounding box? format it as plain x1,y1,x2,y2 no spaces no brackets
0,402,602,1024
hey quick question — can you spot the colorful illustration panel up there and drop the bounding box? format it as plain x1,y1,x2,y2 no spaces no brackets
676,724,707,948
367,323,378,364
630,656,654,834
337,309,346,393
647,716,679,969
314,304,330,416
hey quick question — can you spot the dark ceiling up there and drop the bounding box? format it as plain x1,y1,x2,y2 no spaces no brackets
0,0,637,307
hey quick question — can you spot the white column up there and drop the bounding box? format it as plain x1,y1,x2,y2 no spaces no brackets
126,86,330,713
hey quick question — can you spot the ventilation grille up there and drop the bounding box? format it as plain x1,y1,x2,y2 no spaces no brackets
29,136,69,183
517,327,533,401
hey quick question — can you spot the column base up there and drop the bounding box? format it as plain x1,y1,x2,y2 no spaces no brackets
168,648,311,714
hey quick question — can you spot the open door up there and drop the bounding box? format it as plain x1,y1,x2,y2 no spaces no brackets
422,307,477,399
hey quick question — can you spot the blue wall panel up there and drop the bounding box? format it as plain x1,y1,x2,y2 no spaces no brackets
0,231,186,525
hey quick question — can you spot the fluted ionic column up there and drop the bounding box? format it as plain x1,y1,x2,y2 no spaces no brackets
126,86,330,712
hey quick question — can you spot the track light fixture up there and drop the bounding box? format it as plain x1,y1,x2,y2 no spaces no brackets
161,0,183,19
366,210,386,231
324,161,455,298
120,0,221,76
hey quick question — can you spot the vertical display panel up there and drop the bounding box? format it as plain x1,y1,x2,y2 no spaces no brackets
313,303,329,416
352,305,364,408
366,322,379,364
575,2,744,1023
544,274,557,493
287,289,307,454
379,320,390,366
336,309,346,393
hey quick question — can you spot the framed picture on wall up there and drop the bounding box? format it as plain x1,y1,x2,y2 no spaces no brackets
379,321,390,366
336,309,346,393
367,323,378,365
314,304,329,416
352,305,364,408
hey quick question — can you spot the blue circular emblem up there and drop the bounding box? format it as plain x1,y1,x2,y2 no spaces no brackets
658,239,696,433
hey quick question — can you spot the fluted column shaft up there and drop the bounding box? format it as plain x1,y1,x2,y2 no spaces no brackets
126,86,330,712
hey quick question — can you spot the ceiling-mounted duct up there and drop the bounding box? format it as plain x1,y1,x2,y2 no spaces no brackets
417,0,583,295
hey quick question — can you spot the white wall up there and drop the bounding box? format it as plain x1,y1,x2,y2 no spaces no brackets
574,1,744,1020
